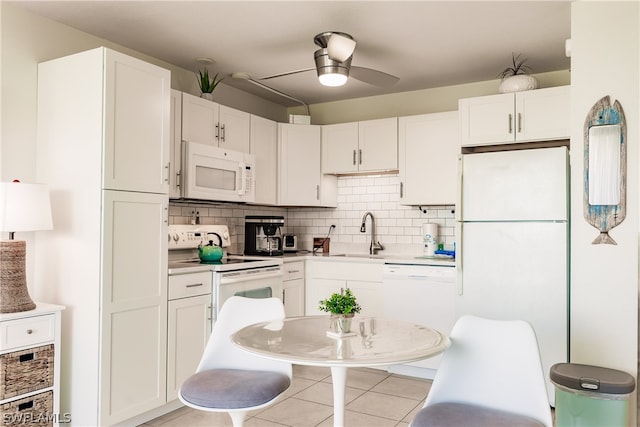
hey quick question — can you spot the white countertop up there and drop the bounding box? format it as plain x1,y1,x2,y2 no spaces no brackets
282,252,455,267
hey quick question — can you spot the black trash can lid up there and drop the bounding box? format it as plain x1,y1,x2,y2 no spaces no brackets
551,363,636,394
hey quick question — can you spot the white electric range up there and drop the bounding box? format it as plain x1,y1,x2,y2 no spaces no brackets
168,224,283,321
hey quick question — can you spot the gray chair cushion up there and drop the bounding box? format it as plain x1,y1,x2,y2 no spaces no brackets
411,402,545,427
180,368,291,409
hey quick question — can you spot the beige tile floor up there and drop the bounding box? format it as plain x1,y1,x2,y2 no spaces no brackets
142,365,431,427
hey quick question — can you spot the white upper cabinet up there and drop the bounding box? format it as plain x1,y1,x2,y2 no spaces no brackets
398,111,459,206
278,123,337,207
459,85,570,146
103,49,170,194
181,92,250,153
322,117,398,174
250,115,278,205
169,89,182,199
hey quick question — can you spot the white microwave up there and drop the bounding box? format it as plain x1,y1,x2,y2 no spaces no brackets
182,141,255,203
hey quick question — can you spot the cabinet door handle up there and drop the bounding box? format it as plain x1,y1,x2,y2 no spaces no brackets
176,170,181,189
186,283,204,288
287,269,300,274
26,329,33,335
359,149,363,165
282,289,286,304
517,113,522,133
316,185,320,200
221,124,226,142
215,124,220,141
207,304,213,322
164,163,170,183
353,150,357,165
508,113,513,134
400,182,404,198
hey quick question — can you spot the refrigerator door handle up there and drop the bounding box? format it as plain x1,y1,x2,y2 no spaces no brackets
456,154,463,222
456,221,463,295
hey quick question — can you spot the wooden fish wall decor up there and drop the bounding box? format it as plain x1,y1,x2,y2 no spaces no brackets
583,96,626,245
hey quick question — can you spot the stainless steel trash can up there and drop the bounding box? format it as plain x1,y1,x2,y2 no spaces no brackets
551,363,635,426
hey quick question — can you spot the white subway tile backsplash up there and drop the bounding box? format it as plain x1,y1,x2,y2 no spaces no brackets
169,173,456,255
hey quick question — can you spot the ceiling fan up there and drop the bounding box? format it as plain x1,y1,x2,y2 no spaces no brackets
260,31,400,88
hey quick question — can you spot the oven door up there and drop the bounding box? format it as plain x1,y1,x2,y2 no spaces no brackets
215,267,283,317
182,140,255,202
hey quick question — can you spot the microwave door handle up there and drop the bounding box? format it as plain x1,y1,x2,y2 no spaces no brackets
238,163,246,195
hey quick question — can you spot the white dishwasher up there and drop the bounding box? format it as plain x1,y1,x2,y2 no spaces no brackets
383,262,456,379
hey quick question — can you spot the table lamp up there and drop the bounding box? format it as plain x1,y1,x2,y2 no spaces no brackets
0,180,53,313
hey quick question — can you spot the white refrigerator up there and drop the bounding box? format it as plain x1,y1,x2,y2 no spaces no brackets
456,146,569,404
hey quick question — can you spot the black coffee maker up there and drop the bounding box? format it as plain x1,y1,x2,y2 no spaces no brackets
244,215,284,256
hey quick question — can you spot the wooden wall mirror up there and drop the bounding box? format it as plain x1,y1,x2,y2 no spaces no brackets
583,96,626,245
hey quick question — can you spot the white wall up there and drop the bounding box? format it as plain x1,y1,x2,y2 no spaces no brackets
570,2,639,423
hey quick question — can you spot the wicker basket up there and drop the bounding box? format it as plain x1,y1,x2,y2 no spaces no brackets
0,344,54,401
0,391,53,427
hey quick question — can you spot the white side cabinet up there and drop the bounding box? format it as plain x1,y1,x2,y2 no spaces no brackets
181,92,250,153
282,261,305,317
398,111,459,205
305,260,384,317
167,272,212,402
0,304,64,426
36,47,170,426
250,115,278,205
322,118,398,174
459,85,570,146
277,123,337,207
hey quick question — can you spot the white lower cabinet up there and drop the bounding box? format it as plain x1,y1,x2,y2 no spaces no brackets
305,261,383,317
167,295,212,401
282,261,305,317
166,272,212,402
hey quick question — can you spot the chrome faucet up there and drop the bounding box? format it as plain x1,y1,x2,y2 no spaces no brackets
360,212,384,255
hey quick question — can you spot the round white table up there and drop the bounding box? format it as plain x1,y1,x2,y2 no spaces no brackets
232,315,449,427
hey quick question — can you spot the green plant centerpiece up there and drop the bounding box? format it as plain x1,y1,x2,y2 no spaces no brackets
498,52,538,94
319,288,361,336
196,68,223,98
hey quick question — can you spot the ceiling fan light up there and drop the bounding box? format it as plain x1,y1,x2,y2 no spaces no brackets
319,72,348,87
315,48,351,87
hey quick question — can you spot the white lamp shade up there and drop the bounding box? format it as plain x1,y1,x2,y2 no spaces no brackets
327,34,356,63
0,182,53,233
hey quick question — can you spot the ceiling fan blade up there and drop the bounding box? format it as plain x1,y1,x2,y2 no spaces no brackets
350,66,400,88
327,33,356,62
259,68,315,81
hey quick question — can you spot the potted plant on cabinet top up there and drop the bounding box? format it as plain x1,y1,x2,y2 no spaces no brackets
498,53,538,94
197,68,223,100
319,288,362,336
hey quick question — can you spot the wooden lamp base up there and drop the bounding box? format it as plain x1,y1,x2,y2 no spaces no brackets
0,240,36,313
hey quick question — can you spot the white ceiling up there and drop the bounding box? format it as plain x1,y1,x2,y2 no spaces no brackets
10,1,572,107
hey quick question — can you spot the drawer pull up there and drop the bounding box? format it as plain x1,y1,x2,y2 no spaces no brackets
19,353,34,362
186,283,204,288
287,270,300,274
18,400,34,411
26,329,33,335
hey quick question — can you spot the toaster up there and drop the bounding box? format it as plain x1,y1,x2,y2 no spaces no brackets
283,234,298,252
